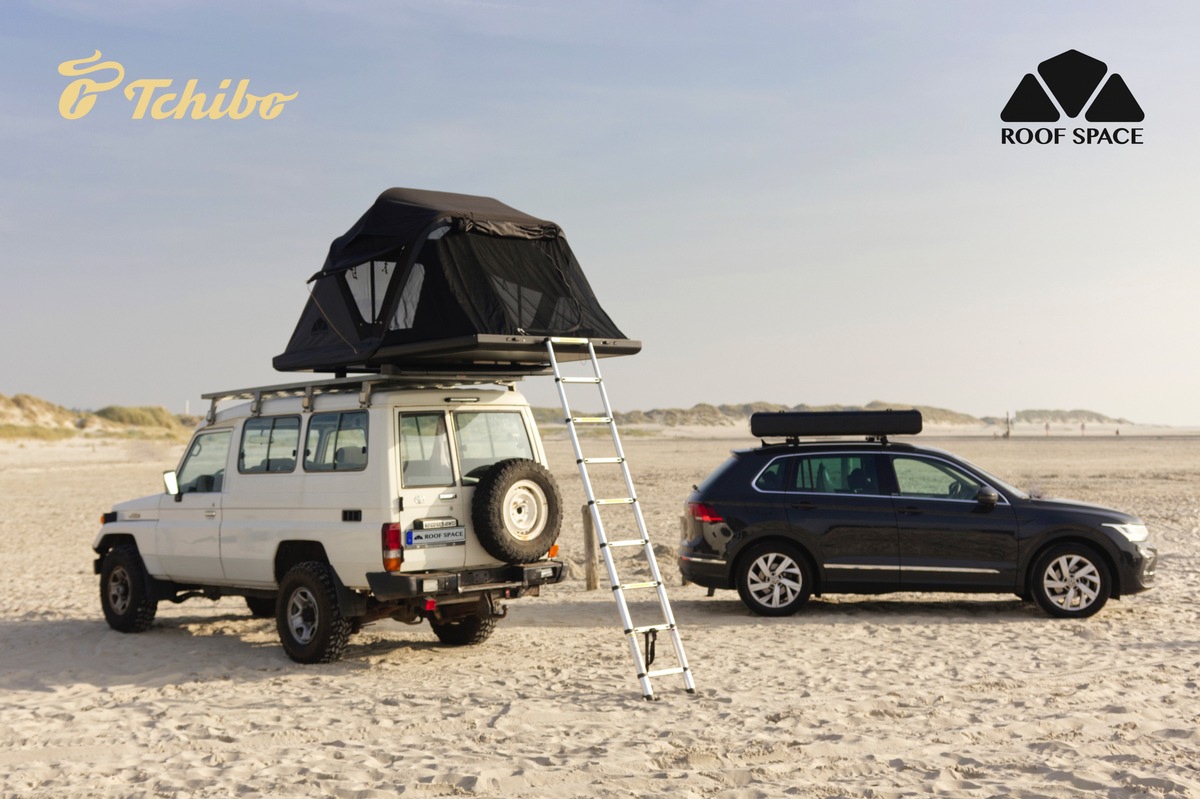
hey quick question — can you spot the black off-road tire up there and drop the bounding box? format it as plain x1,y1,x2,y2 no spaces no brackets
429,614,497,646
276,561,353,663
1031,543,1111,619
245,596,276,618
472,459,562,563
100,544,158,632
736,542,813,617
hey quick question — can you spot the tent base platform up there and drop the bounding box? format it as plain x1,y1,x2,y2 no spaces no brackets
274,334,641,375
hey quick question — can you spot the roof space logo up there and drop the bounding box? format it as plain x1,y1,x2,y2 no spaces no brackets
1001,50,1144,145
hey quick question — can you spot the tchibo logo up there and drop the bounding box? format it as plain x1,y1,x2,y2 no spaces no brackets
58,51,298,121
1001,49,1144,145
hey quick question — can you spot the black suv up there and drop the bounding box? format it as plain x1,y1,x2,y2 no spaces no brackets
679,411,1157,618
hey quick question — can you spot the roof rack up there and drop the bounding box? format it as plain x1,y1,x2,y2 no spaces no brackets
750,410,923,445
201,371,532,424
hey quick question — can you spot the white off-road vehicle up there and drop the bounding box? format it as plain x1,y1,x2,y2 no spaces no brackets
93,375,565,663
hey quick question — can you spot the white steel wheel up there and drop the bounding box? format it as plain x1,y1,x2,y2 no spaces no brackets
736,542,812,616
1032,544,1111,618
472,459,562,563
503,479,548,541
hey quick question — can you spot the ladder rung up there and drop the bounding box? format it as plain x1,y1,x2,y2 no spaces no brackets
548,336,590,345
570,416,612,424
558,376,602,384
593,498,635,505
581,457,623,465
647,667,688,679
615,581,660,591
628,624,673,634
603,538,648,548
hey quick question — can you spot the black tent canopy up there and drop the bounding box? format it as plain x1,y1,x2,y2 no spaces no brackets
273,188,639,374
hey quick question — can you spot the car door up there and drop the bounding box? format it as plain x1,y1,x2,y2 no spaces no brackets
886,453,1020,590
783,453,900,591
396,411,468,571
156,428,233,582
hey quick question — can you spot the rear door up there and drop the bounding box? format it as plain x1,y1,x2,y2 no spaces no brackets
886,454,1020,590
396,411,468,571
783,453,900,590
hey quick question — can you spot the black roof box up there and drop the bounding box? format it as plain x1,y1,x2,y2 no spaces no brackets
750,410,923,439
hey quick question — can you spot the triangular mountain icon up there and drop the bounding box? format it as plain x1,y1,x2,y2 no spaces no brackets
1086,74,1145,122
1001,73,1060,122
1037,49,1108,119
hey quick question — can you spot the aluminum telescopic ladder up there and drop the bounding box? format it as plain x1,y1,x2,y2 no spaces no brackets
546,337,696,700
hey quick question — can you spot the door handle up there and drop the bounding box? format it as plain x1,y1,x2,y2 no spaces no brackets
790,502,817,511
897,506,922,516
204,510,217,519
439,492,457,500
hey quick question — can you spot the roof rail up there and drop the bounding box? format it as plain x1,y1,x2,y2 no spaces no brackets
201,372,527,424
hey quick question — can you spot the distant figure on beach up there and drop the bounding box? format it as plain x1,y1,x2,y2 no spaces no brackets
1081,422,1086,436
1045,422,1050,436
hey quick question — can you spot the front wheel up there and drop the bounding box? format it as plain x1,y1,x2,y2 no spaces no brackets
429,614,497,646
736,542,812,616
100,544,158,632
276,561,353,663
1031,543,1111,618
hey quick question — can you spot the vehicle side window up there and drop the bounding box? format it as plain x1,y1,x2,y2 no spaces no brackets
304,411,368,472
400,412,454,487
239,416,300,473
891,456,981,499
754,458,788,492
177,430,233,493
793,455,880,495
452,411,534,485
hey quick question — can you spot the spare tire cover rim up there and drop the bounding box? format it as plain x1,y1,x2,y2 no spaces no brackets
503,479,547,541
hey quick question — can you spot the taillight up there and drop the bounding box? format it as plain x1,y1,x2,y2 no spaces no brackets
382,523,404,571
688,502,724,523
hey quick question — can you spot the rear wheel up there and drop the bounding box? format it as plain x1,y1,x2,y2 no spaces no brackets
100,544,158,632
429,614,497,646
276,561,352,663
736,542,812,616
1031,543,1111,618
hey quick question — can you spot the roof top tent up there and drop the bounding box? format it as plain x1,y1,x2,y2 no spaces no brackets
273,188,640,376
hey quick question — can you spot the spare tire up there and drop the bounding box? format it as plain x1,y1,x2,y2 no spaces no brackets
472,458,562,563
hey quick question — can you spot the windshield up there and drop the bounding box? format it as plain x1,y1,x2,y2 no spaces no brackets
955,455,1030,500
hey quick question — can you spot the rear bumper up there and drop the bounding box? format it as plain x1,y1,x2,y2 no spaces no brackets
679,553,732,591
366,560,565,601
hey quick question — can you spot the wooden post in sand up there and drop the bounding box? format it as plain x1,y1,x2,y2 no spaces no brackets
582,504,598,590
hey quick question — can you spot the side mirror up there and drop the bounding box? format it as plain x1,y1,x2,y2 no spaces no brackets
163,470,181,501
976,485,999,507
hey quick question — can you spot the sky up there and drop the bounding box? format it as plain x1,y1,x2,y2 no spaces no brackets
2,1,1198,425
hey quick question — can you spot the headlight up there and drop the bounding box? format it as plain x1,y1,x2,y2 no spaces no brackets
1103,522,1149,542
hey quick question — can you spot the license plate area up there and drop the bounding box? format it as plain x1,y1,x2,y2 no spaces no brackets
406,525,466,548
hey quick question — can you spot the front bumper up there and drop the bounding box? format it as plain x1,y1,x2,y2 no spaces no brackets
1132,544,1157,591
366,560,565,602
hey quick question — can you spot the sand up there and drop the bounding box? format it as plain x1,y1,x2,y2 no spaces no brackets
1,433,1198,797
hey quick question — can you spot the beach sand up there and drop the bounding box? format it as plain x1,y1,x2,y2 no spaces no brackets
1,433,1198,797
